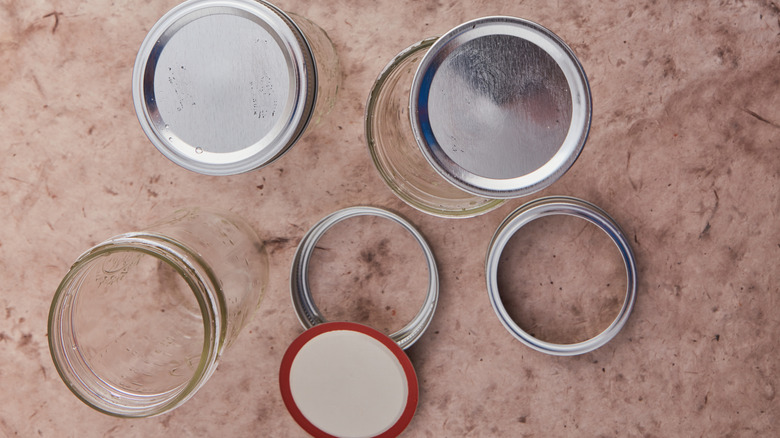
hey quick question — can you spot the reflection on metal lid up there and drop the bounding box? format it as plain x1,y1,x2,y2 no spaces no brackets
132,0,316,175
410,16,591,198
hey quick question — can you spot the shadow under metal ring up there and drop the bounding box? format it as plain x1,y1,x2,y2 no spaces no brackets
291,206,439,350
486,196,637,356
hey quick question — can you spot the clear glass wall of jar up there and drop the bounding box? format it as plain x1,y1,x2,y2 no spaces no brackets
48,208,269,417
366,38,505,218
288,11,340,128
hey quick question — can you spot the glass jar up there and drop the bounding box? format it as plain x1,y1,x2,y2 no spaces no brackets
133,0,340,175
366,38,504,218
48,208,269,417
365,17,592,218
287,11,340,127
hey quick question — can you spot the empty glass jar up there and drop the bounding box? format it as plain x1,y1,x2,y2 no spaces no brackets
48,208,268,417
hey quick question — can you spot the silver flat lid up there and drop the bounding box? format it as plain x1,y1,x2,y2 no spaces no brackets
132,0,316,175
290,206,439,350
410,16,591,198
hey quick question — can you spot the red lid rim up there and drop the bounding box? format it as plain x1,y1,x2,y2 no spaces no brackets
279,321,419,438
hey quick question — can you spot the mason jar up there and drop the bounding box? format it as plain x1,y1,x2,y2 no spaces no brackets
48,208,269,417
133,0,340,175
365,16,592,218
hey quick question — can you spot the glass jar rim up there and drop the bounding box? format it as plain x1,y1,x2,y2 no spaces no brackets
48,233,224,417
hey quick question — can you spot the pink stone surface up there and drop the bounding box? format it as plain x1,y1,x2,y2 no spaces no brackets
1,0,778,436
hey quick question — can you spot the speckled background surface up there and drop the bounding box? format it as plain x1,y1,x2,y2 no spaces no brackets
1,0,779,436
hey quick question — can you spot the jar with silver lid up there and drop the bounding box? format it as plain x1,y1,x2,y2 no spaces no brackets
133,0,339,175
48,208,268,417
366,16,592,218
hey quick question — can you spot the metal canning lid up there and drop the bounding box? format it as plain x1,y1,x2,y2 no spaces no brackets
485,196,637,355
410,16,592,198
132,0,317,175
290,206,439,350
279,321,418,438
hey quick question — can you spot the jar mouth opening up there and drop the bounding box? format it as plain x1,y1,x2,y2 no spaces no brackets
48,235,223,417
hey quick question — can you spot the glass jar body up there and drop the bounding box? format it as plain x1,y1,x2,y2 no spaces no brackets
288,11,340,128
365,38,504,218
48,208,268,417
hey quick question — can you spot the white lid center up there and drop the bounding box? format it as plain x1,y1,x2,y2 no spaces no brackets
288,329,410,438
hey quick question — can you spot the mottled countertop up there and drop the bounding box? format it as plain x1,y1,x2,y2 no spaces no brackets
1,0,778,436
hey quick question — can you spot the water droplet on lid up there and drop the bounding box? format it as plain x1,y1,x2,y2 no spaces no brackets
195,147,203,154
164,124,170,129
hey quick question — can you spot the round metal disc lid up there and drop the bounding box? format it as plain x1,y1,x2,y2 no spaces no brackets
410,16,592,198
280,322,418,438
132,0,316,175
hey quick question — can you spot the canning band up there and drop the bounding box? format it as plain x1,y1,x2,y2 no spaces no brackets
410,17,592,200
291,207,439,350
486,196,637,356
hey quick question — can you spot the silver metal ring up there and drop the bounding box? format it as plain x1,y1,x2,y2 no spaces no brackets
486,196,637,356
291,207,439,350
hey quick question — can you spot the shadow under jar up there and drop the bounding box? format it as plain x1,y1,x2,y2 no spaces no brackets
48,208,269,417
366,16,591,218
133,0,339,175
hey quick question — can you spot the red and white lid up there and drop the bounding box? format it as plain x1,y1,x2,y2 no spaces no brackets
280,322,419,438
